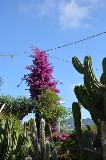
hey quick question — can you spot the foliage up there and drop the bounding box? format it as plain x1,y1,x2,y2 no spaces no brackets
90,125,97,132
0,95,37,120
81,124,97,133
37,89,67,124
61,133,80,160
25,118,35,133
23,48,60,99
50,132,80,160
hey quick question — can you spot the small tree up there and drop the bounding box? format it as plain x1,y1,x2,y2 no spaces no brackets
23,48,60,139
0,95,37,120
38,90,67,123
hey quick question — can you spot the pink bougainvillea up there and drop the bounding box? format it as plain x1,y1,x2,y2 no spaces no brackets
23,48,60,98
52,132,69,142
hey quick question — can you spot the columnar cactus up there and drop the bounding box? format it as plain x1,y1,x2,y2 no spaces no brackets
3,120,13,160
83,130,94,149
46,140,51,160
40,118,46,160
72,56,106,159
72,56,106,127
72,102,88,160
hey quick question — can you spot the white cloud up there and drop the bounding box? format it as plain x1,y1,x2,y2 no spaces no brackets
83,0,101,4
19,0,57,16
58,0,106,29
37,0,56,16
19,1,35,14
19,0,105,29
59,1,90,29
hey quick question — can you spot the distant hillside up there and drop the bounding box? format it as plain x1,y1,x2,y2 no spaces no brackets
64,118,94,130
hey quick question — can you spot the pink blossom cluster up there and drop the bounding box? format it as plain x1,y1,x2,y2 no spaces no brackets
52,133,69,142
23,48,60,98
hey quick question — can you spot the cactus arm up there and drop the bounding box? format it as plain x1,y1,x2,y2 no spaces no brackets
100,73,104,84
84,56,104,92
84,56,104,105
74,85,102,118
72,56,84,74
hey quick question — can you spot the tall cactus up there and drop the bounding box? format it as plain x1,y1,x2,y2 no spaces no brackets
46,140,51,160
72,56,106,159
72,56,106,127
83,130,94,150
72,102,89,160
40,118,46,160
3,119,13,160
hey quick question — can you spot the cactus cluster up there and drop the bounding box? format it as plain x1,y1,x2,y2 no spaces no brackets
0,117,31,160
0,113,59,160
72,102,100,160
39,118,58,160
23,118,58,160
72,56,106,159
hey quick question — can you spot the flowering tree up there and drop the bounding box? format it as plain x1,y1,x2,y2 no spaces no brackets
23,48,60,138
23,48,59,98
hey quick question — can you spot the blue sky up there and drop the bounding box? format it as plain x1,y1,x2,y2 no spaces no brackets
0,0,106,121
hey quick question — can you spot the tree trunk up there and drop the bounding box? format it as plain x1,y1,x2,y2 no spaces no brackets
35,111,41,140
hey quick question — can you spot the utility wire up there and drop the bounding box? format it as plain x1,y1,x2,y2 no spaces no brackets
0,31,104,72
0,31,106,57
47,54,102,71
45,32,106,52
47,54,71,63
